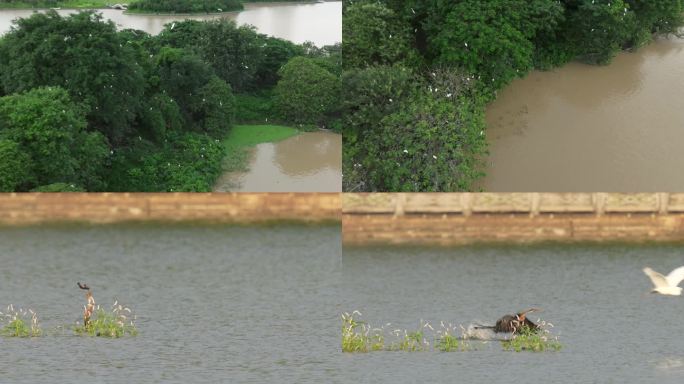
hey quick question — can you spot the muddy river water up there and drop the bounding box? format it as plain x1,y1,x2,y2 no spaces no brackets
483,36,684,191
214,131,342,192
0,225,340,383
341,244,684,383
0,1,342,46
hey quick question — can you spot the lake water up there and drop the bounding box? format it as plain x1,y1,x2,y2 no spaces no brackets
0,224,340,383
214,131,342,192
341,245,684,383
483,36,684,191
0,1,342,46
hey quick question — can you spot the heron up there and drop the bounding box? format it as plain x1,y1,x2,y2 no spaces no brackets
475,308,541,334
77,282,95,327
643,266,684,296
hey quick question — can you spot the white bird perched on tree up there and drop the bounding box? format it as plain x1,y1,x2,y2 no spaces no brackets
643,266,684,296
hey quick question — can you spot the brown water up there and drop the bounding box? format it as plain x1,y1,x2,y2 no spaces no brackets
214,131,342,192
0,1,341,46
483,36,684,191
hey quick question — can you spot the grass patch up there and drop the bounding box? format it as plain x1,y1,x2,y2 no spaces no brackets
0,304,41,337
342,311,473,353
74,301,138,338
501,321,562,352
0,1,123,9
221,124,299,172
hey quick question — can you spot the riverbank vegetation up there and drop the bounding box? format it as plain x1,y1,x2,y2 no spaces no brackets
342,0,684,192
0,0,118,8
0,11,340,191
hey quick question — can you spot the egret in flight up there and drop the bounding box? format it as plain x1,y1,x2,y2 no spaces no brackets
643,266,684,296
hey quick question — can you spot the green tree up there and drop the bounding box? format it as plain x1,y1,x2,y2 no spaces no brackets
156,47,234,136
0,87,109,190
0,11,146,143
157,19,264,91
274,56,338,125
348,68,486,192
343,1,419,69
563,0,634,64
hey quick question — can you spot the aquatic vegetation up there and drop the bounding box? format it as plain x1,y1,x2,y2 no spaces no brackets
342,312,473,353
0,305,42,337
74,301,138,338
501,320,561,352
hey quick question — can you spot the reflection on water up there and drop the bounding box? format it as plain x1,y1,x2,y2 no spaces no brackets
482,36,684,191
341,245,684,382
0,1,342,45
0,225,340,383
214,131,341,192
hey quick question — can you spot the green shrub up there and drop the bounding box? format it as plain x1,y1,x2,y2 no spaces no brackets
0,87,109,191
107,132,224,192
0,305,41,338
343,1,419,69
234,92,276,124
0,139,31,192
274,56,339,126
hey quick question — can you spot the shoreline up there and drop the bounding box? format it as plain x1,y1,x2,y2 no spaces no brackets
0,1,324,13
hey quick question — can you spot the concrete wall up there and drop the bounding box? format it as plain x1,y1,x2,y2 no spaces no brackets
342,193,684,246
0,193,340,225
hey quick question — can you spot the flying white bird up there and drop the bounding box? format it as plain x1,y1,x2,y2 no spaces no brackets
643,266,684,296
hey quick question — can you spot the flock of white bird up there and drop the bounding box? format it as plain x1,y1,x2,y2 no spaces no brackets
643,266,684,296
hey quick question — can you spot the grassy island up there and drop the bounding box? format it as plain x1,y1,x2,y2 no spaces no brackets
127,0,242,14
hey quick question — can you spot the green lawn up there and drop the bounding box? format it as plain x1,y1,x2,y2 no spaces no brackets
221,124,299,172
0,1,125,9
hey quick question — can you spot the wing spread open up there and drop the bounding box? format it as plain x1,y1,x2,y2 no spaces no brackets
665,266,684,287
643,267,669,288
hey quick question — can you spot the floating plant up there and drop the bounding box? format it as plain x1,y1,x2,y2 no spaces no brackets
0,304,42,337
342,311,473,353
501,320,562,352
73,282,138,338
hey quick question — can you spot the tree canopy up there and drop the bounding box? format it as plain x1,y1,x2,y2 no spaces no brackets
342,0,684,191
0,10,340,191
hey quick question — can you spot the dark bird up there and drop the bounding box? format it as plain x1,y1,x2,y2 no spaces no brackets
476,308,541,334
77,282,90,290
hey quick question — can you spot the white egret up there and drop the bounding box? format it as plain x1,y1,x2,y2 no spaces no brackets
643,266,684,296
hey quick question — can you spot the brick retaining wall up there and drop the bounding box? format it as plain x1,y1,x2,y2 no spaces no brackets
342,193,684,246
0,193,340,225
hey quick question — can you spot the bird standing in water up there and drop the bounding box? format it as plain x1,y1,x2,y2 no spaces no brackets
78,282,95,327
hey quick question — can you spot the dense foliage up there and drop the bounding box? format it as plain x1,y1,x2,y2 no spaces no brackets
343,0,684,191
0,11,340,191
128,0,242,13
0,87,108,191
274,56,339,126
